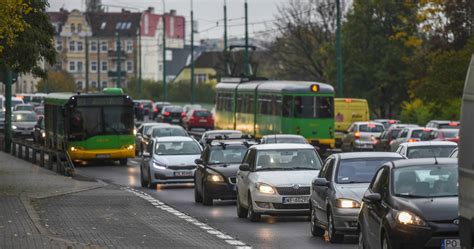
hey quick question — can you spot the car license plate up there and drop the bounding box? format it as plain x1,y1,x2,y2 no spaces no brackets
441,239,461,249
174,171,193,177
172,119,179,122
282,196,310,204
199,119,207,123
96,154,111,159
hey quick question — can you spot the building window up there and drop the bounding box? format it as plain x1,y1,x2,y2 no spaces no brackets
91,81,97,89
101,81,107,88
69,41,75,51
91,61,97,72
56,39,62,51
196,73,207,83
126,40,133,52
100,40,108,52
71,23,76,33
77,41,83,51
69,61,76,72
126,61,133,72
77,24,82,32
76,81,83,90
101,61,108,71
77,61,83,72
90,41,97,52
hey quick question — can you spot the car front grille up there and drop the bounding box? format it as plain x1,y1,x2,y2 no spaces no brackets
228,177,236,184
276,186,310,195
272,203,310,210
167,165,196,170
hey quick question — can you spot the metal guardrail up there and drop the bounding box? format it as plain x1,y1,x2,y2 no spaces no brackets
0,135,74,176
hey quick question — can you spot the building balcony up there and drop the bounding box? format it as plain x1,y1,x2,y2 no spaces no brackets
108,70,127,78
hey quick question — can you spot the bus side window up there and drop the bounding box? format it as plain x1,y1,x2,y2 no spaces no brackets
282,96,293,117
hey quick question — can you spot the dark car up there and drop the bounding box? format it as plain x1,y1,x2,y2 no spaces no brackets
150,101,171,120
133,101,145,121
158,106,185,125
183,109,214,131
431,129,460,143
375,124,419,151
33,116,45,144
310,152,404,243
426,120,460,129
198,130,243,146
194,139,256,205
260,134,308,144
136,100,153,116
358,158,459,249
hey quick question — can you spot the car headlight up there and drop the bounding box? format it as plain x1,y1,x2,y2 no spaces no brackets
122,144,134,150
12,125,17,130
133,128,137,135
397,211,426,226
41,132,46,138
256,183,275,194
70,146,84,152
153,160,167,170
336,198,361,208
207,174,224,182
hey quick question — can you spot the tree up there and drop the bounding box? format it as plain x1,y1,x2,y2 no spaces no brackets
0,0,56,78
0,0,31,54
37,71,76,93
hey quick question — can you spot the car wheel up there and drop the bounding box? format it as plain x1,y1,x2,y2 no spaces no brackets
202,183,213,206
147,170,157,189
194,184,202,203
328,210,344,243
247,194,261,222
358,226,366,249
310,204,325,237
236,191,248,218
140,167,148,187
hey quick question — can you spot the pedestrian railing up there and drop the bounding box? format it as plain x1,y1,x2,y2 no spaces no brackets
0,135,74,176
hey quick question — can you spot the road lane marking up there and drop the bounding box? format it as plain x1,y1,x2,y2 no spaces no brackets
121,187,251,248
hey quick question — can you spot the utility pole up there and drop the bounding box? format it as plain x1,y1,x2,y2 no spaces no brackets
223,0,227,51
162,1,167,101
190,0,195,104
116,32,122,88
97,38,101,91
4,69,12,153
244,0,250,76
336,0,343,97
85,34,90,92
138,27,143,98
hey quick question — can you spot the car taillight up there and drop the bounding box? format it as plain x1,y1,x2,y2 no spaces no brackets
408,138,419,142
355,132,361,139
164,111,170,116
154,108,158,112
181,112,186,117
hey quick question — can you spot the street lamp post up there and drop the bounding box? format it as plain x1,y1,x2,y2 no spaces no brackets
244,0,250,76
162,0,167,101
224,0,227,51
190,0,195,104
115,31,122,88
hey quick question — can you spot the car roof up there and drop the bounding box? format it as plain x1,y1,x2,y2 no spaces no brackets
205,130,242,135
142,122,170,127
13,110,35,114
250,143,315,150
388,124,419,129
151,125,184,130
353,121,384,126
209,140,257,147
335,152,404,160
153,136,194,142
399,141,458,147
403,127,432,131
16,104,33,106
389,158,457,168
262,134,305,139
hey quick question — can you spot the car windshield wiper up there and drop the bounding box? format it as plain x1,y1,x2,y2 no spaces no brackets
292,167,317,170
257,167,293,171
395,193,428,198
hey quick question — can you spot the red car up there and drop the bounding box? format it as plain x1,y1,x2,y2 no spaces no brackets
183,109,214,131
432,128,460,143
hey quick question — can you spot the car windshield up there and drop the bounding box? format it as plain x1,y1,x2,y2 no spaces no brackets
387,129,402,139
13,112,36,122
393,165,458,198
207,132,242,139
336,157,401,184
255,149,321,171
440,130,459,138
438,123,459,129
411,130,433,140
154,141,201,155
209,145,247,164
12,99,23,107
194,111,212,117
16,105,34,111
141,102,152,108
359,124,384,132
165,107,183,113
152,127,187,137
265,136,307,144
406,146,457,158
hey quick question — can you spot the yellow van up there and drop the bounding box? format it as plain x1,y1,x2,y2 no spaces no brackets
334,98,370,147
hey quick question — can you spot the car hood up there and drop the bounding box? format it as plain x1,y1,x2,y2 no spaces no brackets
255,170,320,187
12,122,36,128
153,154,200,166
394,197,458,221
334,183,370,201
207,163,240,177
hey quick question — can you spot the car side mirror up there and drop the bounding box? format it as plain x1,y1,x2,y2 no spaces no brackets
362,192,382,204
239,163,250,171
142,152,151,158
312,178,330,187
195,158,204,165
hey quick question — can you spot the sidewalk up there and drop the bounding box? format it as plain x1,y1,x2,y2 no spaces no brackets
0,152,244,248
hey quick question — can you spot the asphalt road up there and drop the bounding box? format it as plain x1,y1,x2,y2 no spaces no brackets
75,159,358,249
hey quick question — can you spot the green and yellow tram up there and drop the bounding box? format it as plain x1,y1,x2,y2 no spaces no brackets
215,78,336,151
44,92,135,164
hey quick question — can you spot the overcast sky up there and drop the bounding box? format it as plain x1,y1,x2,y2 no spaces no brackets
47,0,290,40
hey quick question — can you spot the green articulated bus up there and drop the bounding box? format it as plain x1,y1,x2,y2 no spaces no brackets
44,90,135,164
215,78,336,151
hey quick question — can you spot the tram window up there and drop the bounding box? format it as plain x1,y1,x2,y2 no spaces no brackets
282,96,292,117
294,96,314,118
316,97,333,118
273,96,282,116
237,95,243,112
247,95,254,113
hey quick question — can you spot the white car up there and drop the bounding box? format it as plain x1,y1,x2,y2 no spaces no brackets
395,141,457,159
390,127,436,151
236,144,322,222
140,136,202,188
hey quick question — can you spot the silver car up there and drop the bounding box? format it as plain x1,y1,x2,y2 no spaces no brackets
310,152,404,243
341,122,385,151
12,111,37,137
395,141,457,159
140,136,202,188
389,127,435,151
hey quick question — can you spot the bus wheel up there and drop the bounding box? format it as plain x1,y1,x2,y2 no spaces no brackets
119,159,128,165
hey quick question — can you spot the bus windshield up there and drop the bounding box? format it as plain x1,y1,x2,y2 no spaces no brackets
69,106,133,140
294,96,333,118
